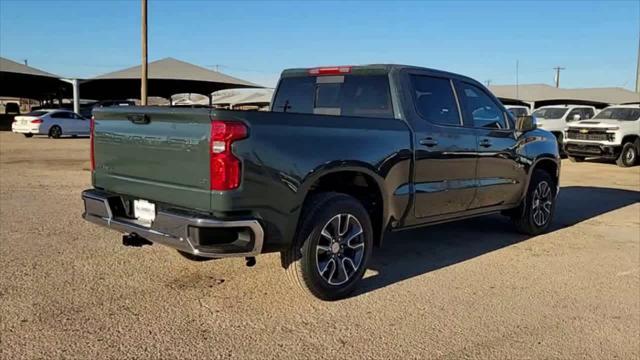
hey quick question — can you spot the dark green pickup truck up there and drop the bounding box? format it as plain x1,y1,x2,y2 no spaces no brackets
82,64,560,300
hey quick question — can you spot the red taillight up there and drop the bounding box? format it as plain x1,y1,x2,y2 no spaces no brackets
210,120,247,190
308,66,352,76
90,116,95,171
31,118,43,124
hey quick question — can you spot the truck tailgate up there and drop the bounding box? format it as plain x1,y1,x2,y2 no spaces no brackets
92,107,212,211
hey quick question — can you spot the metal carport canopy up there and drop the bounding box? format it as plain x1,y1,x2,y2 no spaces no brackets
0,57,70,99
490,83,639,107
81,57,262,100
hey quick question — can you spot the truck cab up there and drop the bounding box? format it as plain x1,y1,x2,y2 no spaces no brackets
564,104,640,167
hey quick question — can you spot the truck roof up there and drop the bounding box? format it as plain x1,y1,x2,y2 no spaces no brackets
280,64,482,85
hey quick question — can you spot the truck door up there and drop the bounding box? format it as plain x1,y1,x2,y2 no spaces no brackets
453,80,525,209
403,72,478,220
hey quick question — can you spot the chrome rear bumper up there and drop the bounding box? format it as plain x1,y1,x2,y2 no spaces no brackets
81,189,264,258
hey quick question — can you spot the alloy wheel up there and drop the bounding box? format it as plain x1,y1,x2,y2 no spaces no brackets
51,127,61,138
625,147,635,164
315,213,365,286
531,181,553,227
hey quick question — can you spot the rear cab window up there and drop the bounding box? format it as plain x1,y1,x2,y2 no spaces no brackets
272,73,394,119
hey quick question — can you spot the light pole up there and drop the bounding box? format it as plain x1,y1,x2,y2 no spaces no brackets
141,0,148,105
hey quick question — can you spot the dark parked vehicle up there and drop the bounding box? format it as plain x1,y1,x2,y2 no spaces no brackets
4,102,20,115
82,65,560,300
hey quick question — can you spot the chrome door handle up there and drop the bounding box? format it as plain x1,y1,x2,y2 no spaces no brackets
420,138,438,147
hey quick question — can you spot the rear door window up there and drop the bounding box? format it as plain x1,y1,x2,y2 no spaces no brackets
272,75,393,118
410,75,461,126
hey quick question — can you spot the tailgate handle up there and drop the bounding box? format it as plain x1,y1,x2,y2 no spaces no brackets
127,114,150,124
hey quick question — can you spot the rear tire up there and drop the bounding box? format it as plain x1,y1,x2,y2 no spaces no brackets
511,169,556,236
49,125,62,139
283,192,373,301
616,142,637,167
568,155,585,163
23,133,33,138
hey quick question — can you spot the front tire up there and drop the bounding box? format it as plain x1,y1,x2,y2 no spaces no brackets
49,125,62,139
23,133,33,138
283,192,373,301
511,169,556,236
616,142,637,167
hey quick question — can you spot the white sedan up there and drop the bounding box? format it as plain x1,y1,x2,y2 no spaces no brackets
12,109,90,138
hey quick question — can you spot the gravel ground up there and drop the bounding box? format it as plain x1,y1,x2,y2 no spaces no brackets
1,132,638,359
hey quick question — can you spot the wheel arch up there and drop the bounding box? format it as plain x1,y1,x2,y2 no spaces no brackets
297,164,388,248
621,134,639,147
521,156,560,202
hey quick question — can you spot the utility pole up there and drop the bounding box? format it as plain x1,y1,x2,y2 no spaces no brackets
553,66,565,88
485,79,492,87
516,60,519,99
636,34,640,93
23,59,28,66
141,0,148,105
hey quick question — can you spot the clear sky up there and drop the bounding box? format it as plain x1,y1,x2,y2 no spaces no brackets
1,0,638,89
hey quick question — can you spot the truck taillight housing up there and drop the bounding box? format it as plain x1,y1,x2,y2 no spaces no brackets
210,120,247,190
90,116,95,171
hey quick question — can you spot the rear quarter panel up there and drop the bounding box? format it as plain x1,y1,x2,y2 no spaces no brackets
213,110,412,250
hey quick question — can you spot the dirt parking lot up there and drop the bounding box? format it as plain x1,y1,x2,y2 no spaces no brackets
1,132,638,359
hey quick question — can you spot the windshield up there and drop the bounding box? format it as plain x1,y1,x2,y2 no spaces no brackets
25,110,49,116
532,108,568,119
594,108,640,121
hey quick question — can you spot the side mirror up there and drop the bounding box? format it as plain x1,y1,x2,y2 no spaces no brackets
572,114,581,121
515,115,536,132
